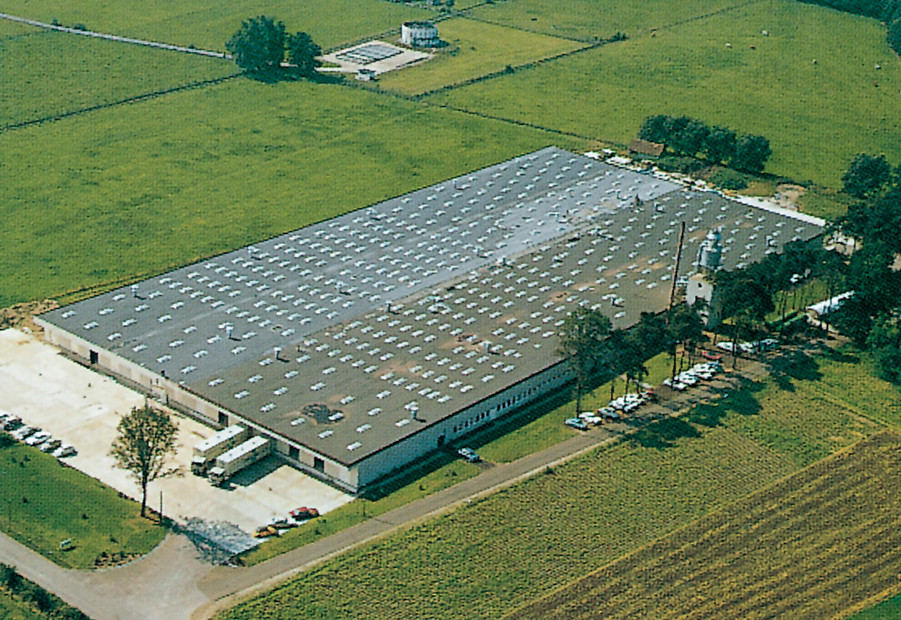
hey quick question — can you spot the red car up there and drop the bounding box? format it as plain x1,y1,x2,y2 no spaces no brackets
290,507,320,521
700,350,723,361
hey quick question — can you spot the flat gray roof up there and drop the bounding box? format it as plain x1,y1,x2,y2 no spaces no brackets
40,147,823,465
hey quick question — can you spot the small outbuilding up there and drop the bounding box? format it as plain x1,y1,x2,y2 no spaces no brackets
628,138,665,158
401,21,439,48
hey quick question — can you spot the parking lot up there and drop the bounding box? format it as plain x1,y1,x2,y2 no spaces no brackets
0,328,352,533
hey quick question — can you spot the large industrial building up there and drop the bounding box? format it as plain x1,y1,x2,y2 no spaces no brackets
37,147,824,493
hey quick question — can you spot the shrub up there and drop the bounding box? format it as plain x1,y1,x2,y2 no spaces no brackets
655,156,706,174
709,168,748,190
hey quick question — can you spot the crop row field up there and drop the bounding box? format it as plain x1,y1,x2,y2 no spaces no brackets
0,78,574,307
217,346,891,620
430,0,901,187
0,0,429,51
0,441,165,570
0,32,234,127
506,430,901,620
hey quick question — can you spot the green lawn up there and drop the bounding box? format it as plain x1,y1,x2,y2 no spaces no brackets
432,0,901,188
375,18,585,96
0,20,40,39
0,78,578,307
0,31,234,126
854,591,901,619
0,0,430,51
0,441,165,569
218,345,888,619
467,0,747,41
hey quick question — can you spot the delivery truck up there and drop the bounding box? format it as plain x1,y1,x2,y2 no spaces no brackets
191,425,248,475
208,436,271,486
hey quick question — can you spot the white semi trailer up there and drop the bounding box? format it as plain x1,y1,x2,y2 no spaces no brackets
208,436,271,486
191,425,248,475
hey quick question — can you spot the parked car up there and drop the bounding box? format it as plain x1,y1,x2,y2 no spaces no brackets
700,350,723,361
716,342,736,352
40,439,62,453
564,418,589,431
11,426,38,441
266,516,296,530
663,378,687,391
579,413,604,425
457,447,481,463
52,445,77,458
289,507,320,521
25,431,52,447
2,417,21,431
254,525,279,538
598,408,621,422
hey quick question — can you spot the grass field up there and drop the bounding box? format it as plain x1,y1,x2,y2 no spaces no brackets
0,591,43,620
0,0,429,51
0,32,234,126
374,18,585,96
217,344,888,620
467,0,747,41
432,0,901,187
0,78,577,307
854,592,901,619
506,430,901,619
0,441,165,569
0,20,39,39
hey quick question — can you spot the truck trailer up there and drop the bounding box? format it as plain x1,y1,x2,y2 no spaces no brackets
208,436,271,486
191,425,248,475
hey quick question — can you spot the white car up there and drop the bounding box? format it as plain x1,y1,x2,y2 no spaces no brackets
579,413,604,425
53,445,77,458
11,426,38,441
41,439,62,453
25,431,52,447
716,342,736,352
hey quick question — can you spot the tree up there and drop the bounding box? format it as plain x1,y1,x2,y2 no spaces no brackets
705,125,738,165
557,308,612,413
638,114,670,144
888,17,901,56
109,405,180,518
732,134,771,174
286,31,322,77
226,15,286,73
841,153,892,199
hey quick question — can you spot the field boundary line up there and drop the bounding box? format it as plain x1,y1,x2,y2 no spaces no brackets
500,428,896,620
0,12,231,58
0,73,241,133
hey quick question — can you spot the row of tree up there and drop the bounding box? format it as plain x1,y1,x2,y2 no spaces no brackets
226,15,321,77
832,153,901,378
557,305,704,412
797,0,901,54
638,115,772,174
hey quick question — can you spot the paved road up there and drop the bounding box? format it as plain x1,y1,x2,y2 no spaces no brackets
0,353,774,620
0,13,230,59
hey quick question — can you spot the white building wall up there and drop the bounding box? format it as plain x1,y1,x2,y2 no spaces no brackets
354,360,572,489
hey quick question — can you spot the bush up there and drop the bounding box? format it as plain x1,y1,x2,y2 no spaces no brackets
888,18,901,57
20,582,56,614
655,156,707,174
0,563,19,591
0,432,15,449
709,168,748,190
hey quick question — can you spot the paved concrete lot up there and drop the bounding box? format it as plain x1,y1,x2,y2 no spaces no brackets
320,41,431,75
0,329,352,532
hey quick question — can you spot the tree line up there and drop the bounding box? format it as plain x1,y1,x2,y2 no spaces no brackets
832,154,901,380
638,115,772,174
796,0,901,54
558,305,705,412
